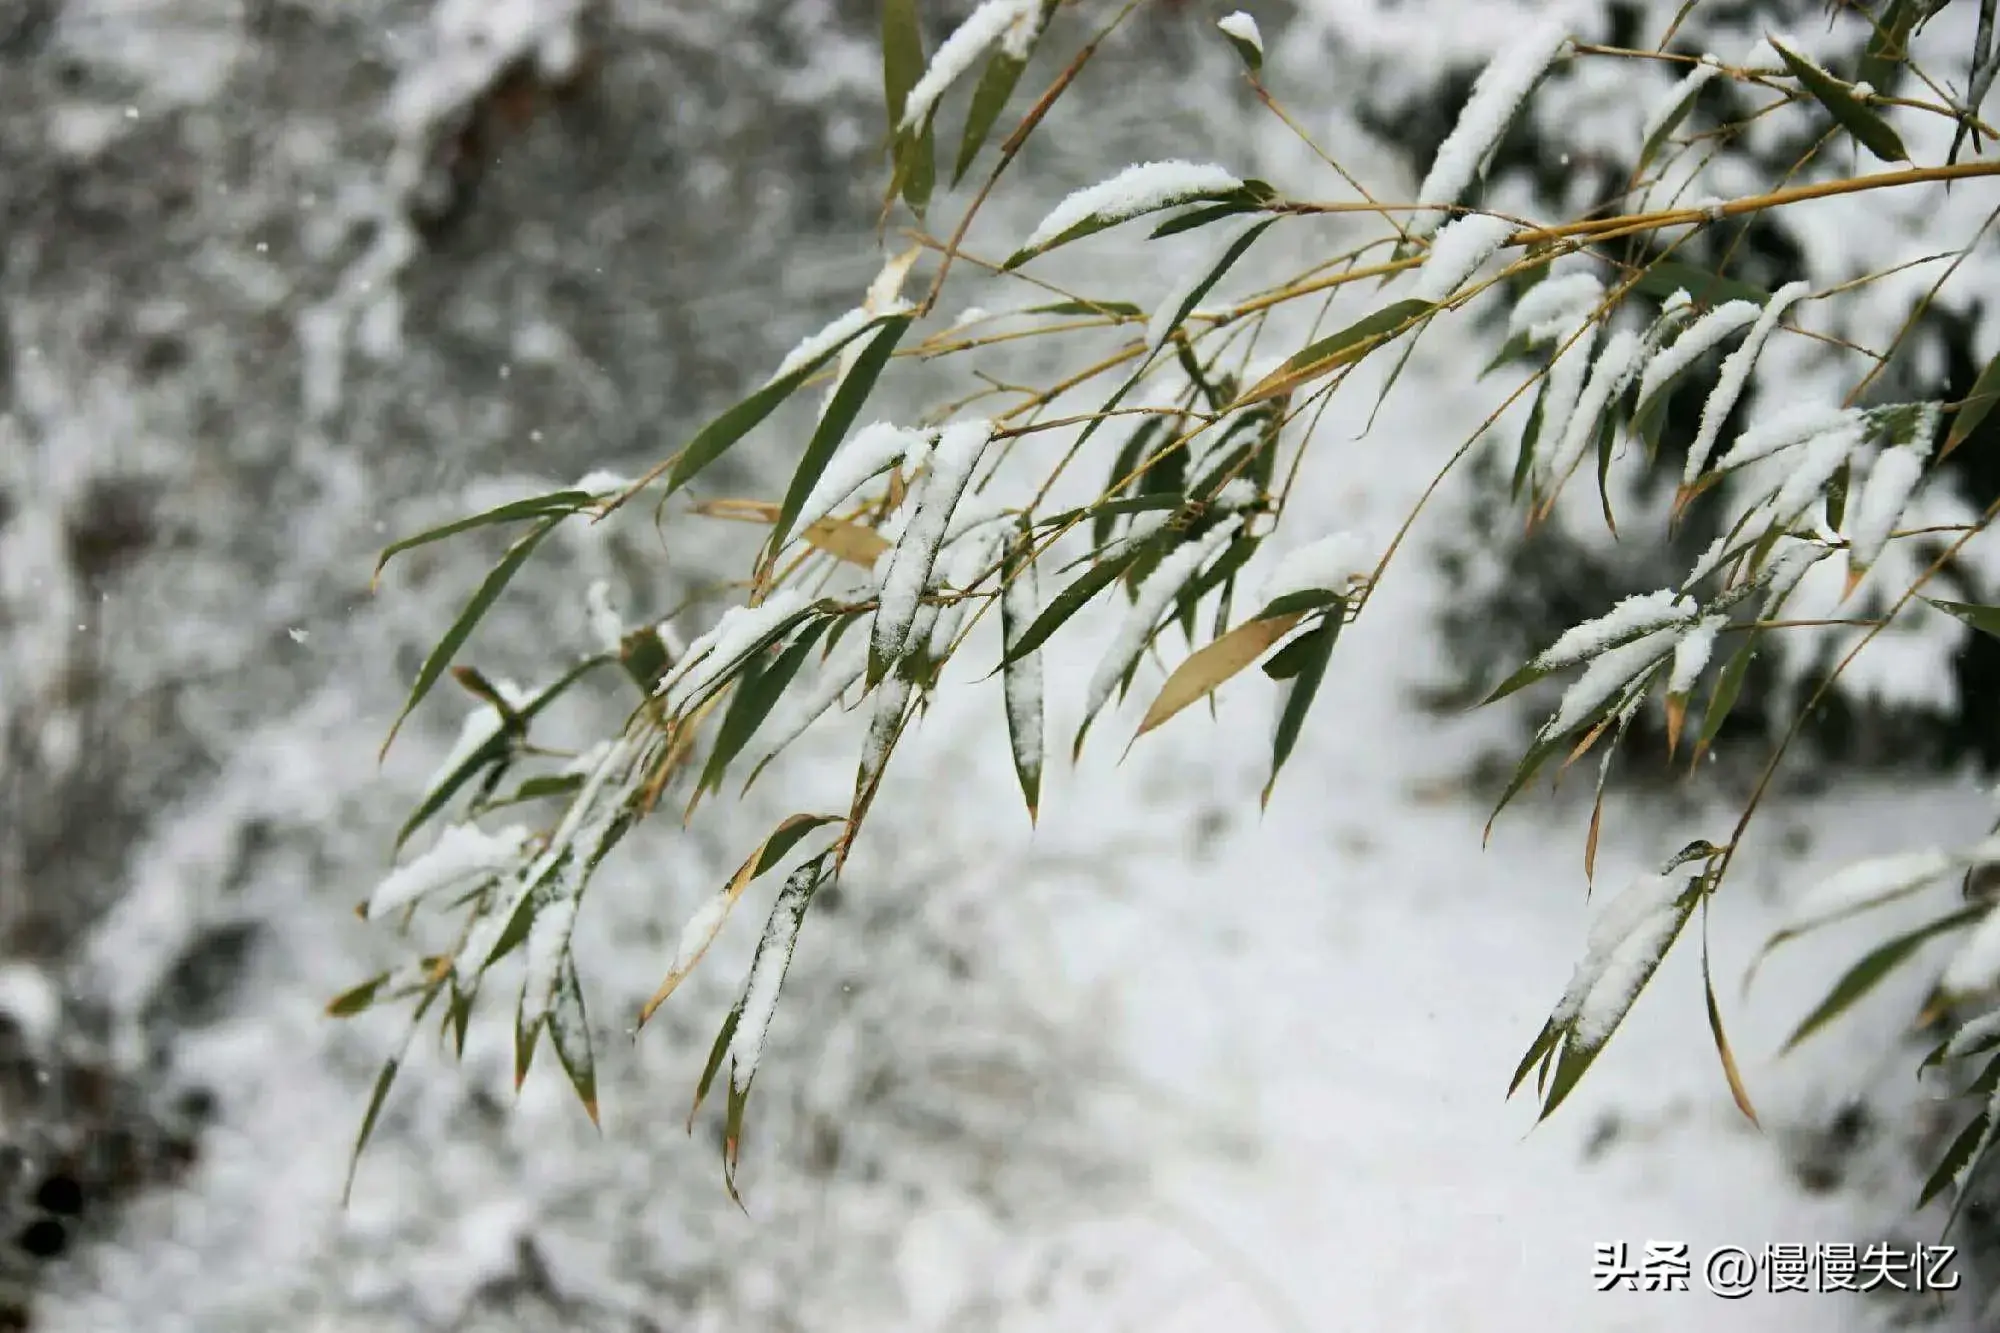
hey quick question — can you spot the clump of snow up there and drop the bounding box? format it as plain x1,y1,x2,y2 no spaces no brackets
900,1,1044,133
794,423,936,537
660,590,810,715
1715,404,1860,473
1217,12,1264,55
872,420,995,672
584,580,623,655
771,305,907,385
1768,414,1865,524
1528,320,1598,487
1259,531,1370,607
1211,478,1259,512
1508,272,1603,343
1410,213,1517,304
1550,872,1690,1046
0,963,62,1050
1535,589,1696,671
1639,58,1721,149
518,896,579,1031
1684,282,1812,486
1542,329,1643,489
1542,624,1681,739
1779,848,1959,939
1410,18,1570,239
1847,445,1927,572
574,469,633,495
1668,616,1723,696
365,822,532,921
1632,299,1759,415
1022,162,1246,253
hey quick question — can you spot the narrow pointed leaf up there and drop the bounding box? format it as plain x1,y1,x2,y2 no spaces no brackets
1781,906,1984,1053
341,984,442,1206
1925,597,2000,640
954,51,1028,186
1508,1017,1564,1098
1702,909,1761,1126
1000,530,1045,821
1147,197,1266,239
1771,38,1910,162
1920,1105,1990,1208
547,951,599,1127
371,490,595,587
1147,217,1278,350
1858,0,1917,93
999,546,1144,666
1137,610,1304,739
1262,615,1340,806
687,998,744,1133
1945,347,2000,457
382,512,570,759
1003,181,1262,270
326,972,392,1018
1022,299,1144,318
1235,299,1433,406
1631,261,1767,309
697,621,833,797
771,316,913,554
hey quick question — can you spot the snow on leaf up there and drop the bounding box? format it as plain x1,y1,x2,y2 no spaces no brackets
1410,18,1570,238
1637,55,1722,173
1216,11,1264,70
1847,443,1927,572
1015,162,1247,260
1941,905,2000,998
518,896,578,1039
1410,213,1517,304
364,822,531,921
1669,616,1724,696
719,860,831,1181
741,635,870,789
1543,329,1643,491
1768,414,1866,524
1683,282,1812,487
659,590,811,716
1001,532,1045,820
897,0,1040,134
1540,625,1681,741
1632,299,1760,416
1082,517,1243,726
1533,589,1696,673
1767,848,1960,947
1715,404,1861,473
926,525,1010,663
1146,216,1275,353
1530,320,1598,490
1549,872,1695,1043
584,580,624,655
870,420,994,680
1256,531,1370,611
1507,273,1603,343
792,422,936,538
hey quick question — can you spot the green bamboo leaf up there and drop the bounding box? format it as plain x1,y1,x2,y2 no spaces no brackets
1771,37,1910,163
1635,62,1716,176
667,314,905,497
1092,419,1169,550
547,951,599,1128
687,997,744,1134
1858,0,1917,93
1508,1017,1563,1098
382,512,572,760
1630,260,1768,310
1926,597,2000,640
954,51,1028,186
1260,605,1339,678
482,772,586,811
1262,615,1340,806
393,654,613,852
1540,883,1700,1121
882,0,930,213
341,983,443,1206
1147,195,1267,239
1920,1104,1990,1208
1781,906,1984,1054
1002,180,1262,270
1001,529,1045,821
1021,299,1145,318
1482,331,1535,379
1945,347,2000,457
1147,217,1278,351
1235,298,1434,406
770,316,913,556
326,971,392,1018
1512,375,1549,499
1694,630,1757,755
673,601,832,722
697,619,833,798
372,490,595,587
999,546,1145,666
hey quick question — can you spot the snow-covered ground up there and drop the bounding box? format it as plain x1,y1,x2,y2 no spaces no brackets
13,0,1998,1329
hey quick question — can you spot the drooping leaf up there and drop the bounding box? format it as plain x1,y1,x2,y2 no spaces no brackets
1702,907,1761,1126
1781,906,1985,1054
1002,180,1266,270
1858,0,1918,93
1147,196,1268,239
1234,299,1434,406
1944,347,2000,458
1262,615,1341,806
1771,37,1911,163
1093,418,1168,550
1926,597,2000,640
998,544,1146,666
371,490,596,588
326,972,392,1018
1146,217,1279,352
696,621,834,801
770,315,913,555
1508,1017,1564,1099
1636,63,1717,177
1136,610,1305,739
1021,299,1145,318
666,313,908,497
547,951,599,1127
954,50,1028,186
687,996,744,1134
1512,374,1549,499
1630,260,1768,310
883,0,932,216
382,512,572,759
1920,1104,1991,1208
1000,528,1045,822
341,983,443,1206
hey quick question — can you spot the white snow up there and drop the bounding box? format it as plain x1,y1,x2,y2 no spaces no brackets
1847,444,1927,571
1541,623,1680,739
1639,58,1722,150
1550,872,1688,1043
900,1,1042,133
1216,12,1264,55
750,634,871,774
871,420,995,672
726,864,823,1095
364,822,532,922
771,305,908,385
859,669,916,795
1410,213,1518,304
1768,415,1865,525
1258,530,1370,608
660,590,810,716
1668,616,1723,696
0,963,62,1050
1946,1007,2000,1060
1684,282,1812,486
1022,162,1246,253
1507,272,1603,343
1757,537,1837,616
1542,328,1643,489
794,422,936,537
1410,18,1570,238
1632,299,1759,416
519,896,579,1032
573,469,634,495
928,527,1010,662
425,678,532,795
1942,907,2000,998
1529,320,1597,487
1778,848,1960,938
1714,404,1861,473
1211,477,1259,512
584,580,623,655
1084,517,1243,722
1534,589,1694,672
1001,548,1044,790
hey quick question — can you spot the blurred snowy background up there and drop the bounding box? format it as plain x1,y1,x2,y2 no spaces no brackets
1,0,1997,1329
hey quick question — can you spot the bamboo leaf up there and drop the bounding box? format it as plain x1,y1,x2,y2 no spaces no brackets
1147,196,1267,239
697,621,833,800
371,490,596,589
1262,615,1341,807
547,951,599,1128
1147,217,1278,350
1919,1104,1990,1208
954,51,1028,186
999,546,1145,666
341,984,443,1206
1858,0,1917,93
771,316,913,554
1782,906,1983,1054
1945,347,2000,458
1136,610,1305,739
666,313,906,497
1771,37,1910,163
1630,261,1768,310
1508,1017,1564,1098
382,512,571,759
687,997,744,1133
326,972,392,1018
1002,181,1264,270
1234,299,1434,406
1926,597,2000,640
1636,65,1715,177
1702,907,1761,1126
1000,529,1045,822
1021,299,1144,318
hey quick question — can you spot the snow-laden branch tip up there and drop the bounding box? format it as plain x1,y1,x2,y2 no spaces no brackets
1551,872,1691,1046
1022,162,1245,253
726,861,827,1096
794,422,936,537
1410,213,1517,304
771,304,909,385
1216,12,1263,56
660,590,810,716
1668,617,1724,696
1508,272,1603,344
1534,589,1697,672
1714,404,1861,474
1411,18,1570,238
1684,282,1812,486
1632,299,1760,416
1638,55,1722,150
1541,623,1679,740
1543,329,1643,489
365,822,532,921
872,420,995,672
1847,444,1928,571
899,0,1044,134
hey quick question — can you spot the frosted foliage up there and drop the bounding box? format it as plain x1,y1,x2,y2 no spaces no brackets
1551,874,1687,1045
520,897,578,1030
1410,18,1569,238
899,1,1042,133
1534,589,1693,671
1217,12,1264,55
796,422,934,536
872,421,994,671
1640,58,1721,148
1847,445,1926,570
1410,213,1516,303
1633,300,1759,413
1022,162,1245,252
364,823,531,922
1716,405,1861,473
1543,329,1641,489
1943,907,2000,998
727,866,821,1095
1542,625,1679,739
1261,531,1370,605
1782,849,1958,936
661,591,809,715
1531,321,1597,481
1684,282,1811,486
1668,617,1723,696
1508,273,1603,342
1086,518,1243,721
